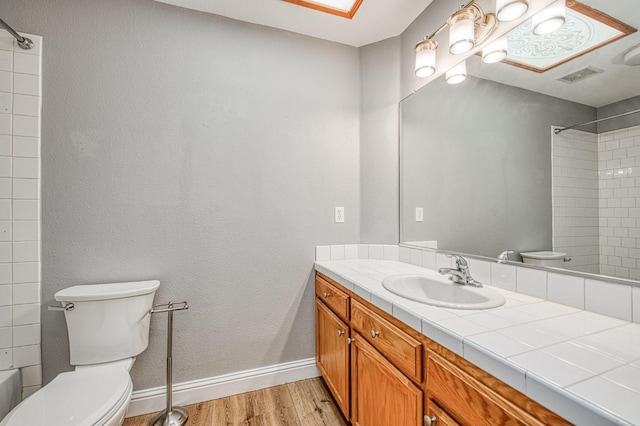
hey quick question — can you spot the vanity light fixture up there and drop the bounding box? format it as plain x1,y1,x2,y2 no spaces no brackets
449,8,477,54
532,0,566,35
482,35,508,63
496,0,529,22
446,61,467,84
414,0,498,77
415,39,438,77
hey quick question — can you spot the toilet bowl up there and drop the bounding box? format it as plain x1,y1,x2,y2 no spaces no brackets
0,280,159,426
1,361,132,426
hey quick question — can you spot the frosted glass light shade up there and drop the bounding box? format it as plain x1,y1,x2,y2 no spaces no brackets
496,0,529,22
482,36,508,63
446,61,467,84
449,10,476,55
532,1,566,35
415,39,438,77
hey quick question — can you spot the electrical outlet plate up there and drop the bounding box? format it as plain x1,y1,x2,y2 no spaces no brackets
416,207,424,222
335,207,345,223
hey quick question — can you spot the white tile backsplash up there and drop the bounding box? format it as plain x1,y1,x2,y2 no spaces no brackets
12,157,39,178
329,244,345,260
12,136,39,158
383,245,399,261
12,344,39,368
491,263,517,291
633,287,640,323
0,37,42,396
368,244,384,260
421,250,436,270
13,324,39,347
344,244,358,260
516,267,547,299
12,115,39,137
317,244,640,326
12,94,40,117
12,199,38,220
315,245,330,261
0,114,11,136
547,272,585,309
0,92,11,114
585,279,632,321
13,54,40,76
13,262,39,283
12,282,39,305
0,50,12,72
12,73,39,97
12,241,38,262
0,72,11,94
0,242,10,263
0,35,13,52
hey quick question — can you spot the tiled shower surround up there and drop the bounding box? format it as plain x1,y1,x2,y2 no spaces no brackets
553,125,640,280
0,31,42,398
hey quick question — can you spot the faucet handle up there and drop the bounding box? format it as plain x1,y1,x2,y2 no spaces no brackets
447,254,468,268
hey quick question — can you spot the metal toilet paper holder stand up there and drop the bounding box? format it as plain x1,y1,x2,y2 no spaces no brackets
149,300,190,426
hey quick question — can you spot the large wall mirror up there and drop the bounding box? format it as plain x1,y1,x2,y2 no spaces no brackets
400,0,640,282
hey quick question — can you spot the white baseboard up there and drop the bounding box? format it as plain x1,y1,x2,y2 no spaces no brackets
126,358,320,417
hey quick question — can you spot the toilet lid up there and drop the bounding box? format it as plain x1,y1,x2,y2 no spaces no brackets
2,365,131,426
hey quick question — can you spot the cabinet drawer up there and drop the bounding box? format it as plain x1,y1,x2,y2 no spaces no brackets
427,352,540,426
350,299,423,383
316,274,350,321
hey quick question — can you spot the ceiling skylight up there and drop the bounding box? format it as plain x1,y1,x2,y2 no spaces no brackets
282,0,363,19
503,2,636,72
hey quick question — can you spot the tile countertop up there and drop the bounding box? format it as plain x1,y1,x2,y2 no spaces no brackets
315,259,640,426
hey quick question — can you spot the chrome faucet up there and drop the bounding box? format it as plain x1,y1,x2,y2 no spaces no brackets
497,250,514,263
438,254,483,288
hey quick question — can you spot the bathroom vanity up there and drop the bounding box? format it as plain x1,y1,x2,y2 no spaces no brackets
315,252,640,426
316,271,567,425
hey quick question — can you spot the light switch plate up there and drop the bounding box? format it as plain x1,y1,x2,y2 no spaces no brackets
416,207,424,222
335,207,344,223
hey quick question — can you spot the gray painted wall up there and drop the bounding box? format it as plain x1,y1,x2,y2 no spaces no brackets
598,95,640,133
359,37,401,244
401,76,596,258
0,0,361,388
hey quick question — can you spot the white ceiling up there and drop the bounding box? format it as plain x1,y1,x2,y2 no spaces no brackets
468,0,640,107
154,0,433,47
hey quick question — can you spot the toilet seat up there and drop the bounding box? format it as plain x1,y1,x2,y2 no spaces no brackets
1,364,132,426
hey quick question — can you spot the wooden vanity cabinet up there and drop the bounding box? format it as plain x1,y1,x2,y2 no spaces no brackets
351,334,423,426
424,346,570,426
315,297,351,417
315,272,570,426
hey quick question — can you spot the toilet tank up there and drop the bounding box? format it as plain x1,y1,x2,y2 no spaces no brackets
54,280,160,366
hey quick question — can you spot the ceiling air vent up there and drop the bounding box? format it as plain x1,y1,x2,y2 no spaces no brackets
557,66,604,84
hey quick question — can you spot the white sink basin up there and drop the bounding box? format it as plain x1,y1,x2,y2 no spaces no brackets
381,273,506,310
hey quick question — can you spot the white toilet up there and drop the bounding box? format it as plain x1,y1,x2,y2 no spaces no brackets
1,280,160,426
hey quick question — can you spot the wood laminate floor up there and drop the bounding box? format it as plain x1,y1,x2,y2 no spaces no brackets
123,377,348,426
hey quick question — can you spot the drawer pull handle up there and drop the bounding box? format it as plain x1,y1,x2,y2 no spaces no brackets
337,330,345,337
323,292,331,298
424,416,437,426
370,330,381,338
347,337,356,344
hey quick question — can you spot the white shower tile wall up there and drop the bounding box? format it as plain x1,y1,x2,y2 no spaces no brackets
552,130,600,274
598,125,640,280
315,244,639,324
0,31,42,398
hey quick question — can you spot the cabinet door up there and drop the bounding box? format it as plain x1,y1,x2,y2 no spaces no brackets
316,299,350,418
426,400,461,426
351,334,423,426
